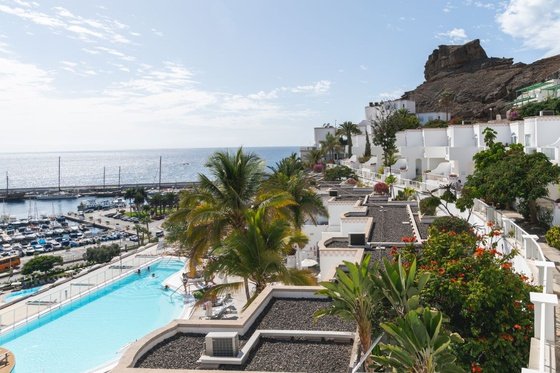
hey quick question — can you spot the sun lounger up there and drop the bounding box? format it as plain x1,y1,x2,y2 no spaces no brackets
26,300,57,305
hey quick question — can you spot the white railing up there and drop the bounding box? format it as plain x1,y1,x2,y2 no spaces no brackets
0,254,160,338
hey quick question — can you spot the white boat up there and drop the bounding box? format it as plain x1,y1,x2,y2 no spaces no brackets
35,192,78,200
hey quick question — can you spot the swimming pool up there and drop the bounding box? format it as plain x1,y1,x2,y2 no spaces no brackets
3,286,42,303
0,259,185,373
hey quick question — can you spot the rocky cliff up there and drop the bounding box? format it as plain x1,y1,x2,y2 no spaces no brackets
401,39,560,120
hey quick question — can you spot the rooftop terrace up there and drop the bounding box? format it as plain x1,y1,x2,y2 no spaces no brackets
132,298,355,372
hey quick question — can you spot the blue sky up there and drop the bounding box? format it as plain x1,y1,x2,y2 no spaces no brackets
0,0,558,152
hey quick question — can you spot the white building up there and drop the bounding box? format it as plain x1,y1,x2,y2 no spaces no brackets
376,114,560,196
417,111,449,124
365,99,416,123
513,79,560,108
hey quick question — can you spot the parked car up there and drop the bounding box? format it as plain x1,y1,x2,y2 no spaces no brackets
129,235,139,242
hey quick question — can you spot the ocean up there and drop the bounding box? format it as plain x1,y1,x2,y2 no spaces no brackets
0,146,300,218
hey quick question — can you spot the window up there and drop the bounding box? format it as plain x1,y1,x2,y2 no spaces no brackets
525,134,531,147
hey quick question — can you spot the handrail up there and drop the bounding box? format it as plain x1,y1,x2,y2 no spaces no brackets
351,332,384,373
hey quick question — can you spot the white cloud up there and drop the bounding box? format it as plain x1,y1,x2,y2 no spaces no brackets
290,80,331,95
443,2,456,12
436,28,468,43
0,3,132,44
359,64,367,71
497,0,560,56
0,56,327,151
151,28,163,37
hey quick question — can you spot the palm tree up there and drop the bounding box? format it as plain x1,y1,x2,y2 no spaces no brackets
439,91,454,122
204,207,316,304
265,170,327,230
373,308,464,372
268,152,304,177
336,121,362,158
149,192,163,215
315,255,381,370
166,148,292,271
304,148,324,169
320,132,342,162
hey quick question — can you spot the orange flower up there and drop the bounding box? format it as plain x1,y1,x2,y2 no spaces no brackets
471,363,483,373
501,334,514,342
528,304,535,311
438,267,446,275
401,236,416,243
514,324,522,330
492,230,502,237
501,262,512,270
489,249,497,255
520,274,528,281
487,221,494,227
475,247,485,257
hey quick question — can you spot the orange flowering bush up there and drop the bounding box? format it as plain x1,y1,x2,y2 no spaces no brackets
416,228,537,372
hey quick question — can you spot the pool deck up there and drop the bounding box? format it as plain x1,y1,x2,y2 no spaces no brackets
0,242,183,336
0,348,14,373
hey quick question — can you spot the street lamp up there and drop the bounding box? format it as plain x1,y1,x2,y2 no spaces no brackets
489,108,493,121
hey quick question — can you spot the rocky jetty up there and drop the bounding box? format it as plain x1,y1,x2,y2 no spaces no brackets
402,39,560,119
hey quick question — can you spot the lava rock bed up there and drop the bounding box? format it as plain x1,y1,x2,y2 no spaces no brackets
234,337,353,372
134,333,205,369
244,298,356,338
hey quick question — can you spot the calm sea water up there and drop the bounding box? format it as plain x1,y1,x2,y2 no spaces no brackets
0,146,299,218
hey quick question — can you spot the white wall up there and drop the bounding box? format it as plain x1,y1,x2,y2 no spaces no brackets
314,126,336,147
417,112,448,124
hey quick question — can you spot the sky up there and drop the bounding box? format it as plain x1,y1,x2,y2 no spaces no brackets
0,0,559,152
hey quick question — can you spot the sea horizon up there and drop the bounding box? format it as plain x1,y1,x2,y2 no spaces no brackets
0,146,301,190
0,144,304,155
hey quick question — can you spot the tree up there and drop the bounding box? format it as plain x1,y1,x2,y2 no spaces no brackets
372,108,417,169
22,255,63,275
84,244,120,264
268,152,304,177
373,307,464,373
304,148,325,169
204,207,316,304
265,170,327,230
465,127,560,222
315,255,381,370
323,165,356,181
149,192,164,215
418,227,537,371
336,121,362,158
320,132,342,162
438,90,454,121
166,148,291,271
363,128,372,158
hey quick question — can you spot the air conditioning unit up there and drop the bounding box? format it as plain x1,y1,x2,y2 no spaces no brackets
348,233,366,246
204,332,240,357
329,189,338,197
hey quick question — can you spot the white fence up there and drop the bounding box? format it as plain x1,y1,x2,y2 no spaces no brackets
0,254,160,338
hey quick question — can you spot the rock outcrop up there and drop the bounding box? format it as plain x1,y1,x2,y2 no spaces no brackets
402,39,560,120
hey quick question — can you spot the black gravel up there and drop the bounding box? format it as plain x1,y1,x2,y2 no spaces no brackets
134,333,205,369
414,213,431,239
244,298,356,338
366,205,414,242
235,337,353,372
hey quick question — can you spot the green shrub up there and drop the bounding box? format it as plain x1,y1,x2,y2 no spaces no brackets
324,165,356,181
430,216,472,235
420,228,537,371
22,256,63,275
395,187,416,201
84,244,121,264
419,196,440,215
545,226,560,249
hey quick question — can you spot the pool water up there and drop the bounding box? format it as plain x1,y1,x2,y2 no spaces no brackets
3,287,42,303
0,260,185,373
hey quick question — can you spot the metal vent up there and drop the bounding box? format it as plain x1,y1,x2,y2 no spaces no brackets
204,332,239,357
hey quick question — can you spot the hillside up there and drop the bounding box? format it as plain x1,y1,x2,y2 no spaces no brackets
401,39,560,120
